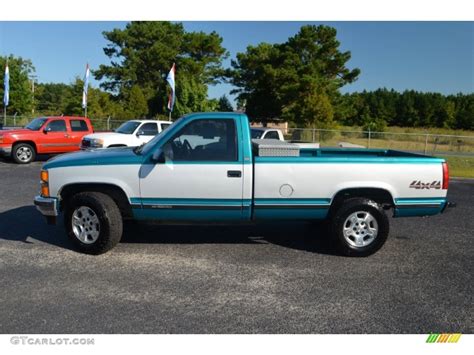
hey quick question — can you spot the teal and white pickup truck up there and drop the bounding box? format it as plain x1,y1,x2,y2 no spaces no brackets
34,112,454,256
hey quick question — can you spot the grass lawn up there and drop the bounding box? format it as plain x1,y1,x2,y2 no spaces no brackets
442,156,474,178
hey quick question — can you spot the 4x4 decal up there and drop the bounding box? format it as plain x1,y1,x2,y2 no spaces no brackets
409,180,441,190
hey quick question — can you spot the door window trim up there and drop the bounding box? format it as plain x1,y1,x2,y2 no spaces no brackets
159,118,241,164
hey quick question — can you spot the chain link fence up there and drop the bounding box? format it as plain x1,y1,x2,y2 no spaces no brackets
1,115,133,131
2,115,473,157
287,127,474,157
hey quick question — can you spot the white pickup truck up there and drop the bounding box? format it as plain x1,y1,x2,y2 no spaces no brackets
251,127,320,148
81,120,172,149
34,112,454,256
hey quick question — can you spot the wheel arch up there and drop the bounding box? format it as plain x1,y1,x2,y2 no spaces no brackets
59,183,133,219
13,140,37,152
328,187,395,217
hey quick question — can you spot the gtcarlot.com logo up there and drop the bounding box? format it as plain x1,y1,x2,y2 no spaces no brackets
426,333,462,343
10,336,95,346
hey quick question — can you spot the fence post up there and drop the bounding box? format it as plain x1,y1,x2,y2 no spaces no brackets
107,116,111,131
312,129,315,142
13,113,17,127
368,128,371,148
424,134,429,155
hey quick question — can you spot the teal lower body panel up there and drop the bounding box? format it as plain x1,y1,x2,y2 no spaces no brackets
132,208,244,221
393,197,446,217
253,198,331,220
131,198,249,221
253,207,329,220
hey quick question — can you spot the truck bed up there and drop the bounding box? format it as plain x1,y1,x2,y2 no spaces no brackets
255,147,443,163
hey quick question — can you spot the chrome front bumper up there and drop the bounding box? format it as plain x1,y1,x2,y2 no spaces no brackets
34,196,59,217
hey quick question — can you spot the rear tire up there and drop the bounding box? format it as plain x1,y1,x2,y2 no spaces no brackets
64,192,123,255
329,198,389,257
12,143,36,164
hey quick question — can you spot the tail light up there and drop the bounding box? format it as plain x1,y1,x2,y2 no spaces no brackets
442,162,449,190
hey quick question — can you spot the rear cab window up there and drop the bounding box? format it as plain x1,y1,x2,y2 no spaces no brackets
70,119,89,132
264,131,280,140
140,122,159,136
160,123,172,131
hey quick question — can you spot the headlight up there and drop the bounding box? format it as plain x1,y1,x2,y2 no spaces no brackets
40,170,49,197
90,138,104,148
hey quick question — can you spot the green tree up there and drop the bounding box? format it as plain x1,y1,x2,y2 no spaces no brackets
217,95,233,111
0,55,35,115
124,85,148,118
94,21,228,118
229,25,360,127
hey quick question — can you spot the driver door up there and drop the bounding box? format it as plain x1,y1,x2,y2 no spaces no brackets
38,119,70,153
138,118,244,220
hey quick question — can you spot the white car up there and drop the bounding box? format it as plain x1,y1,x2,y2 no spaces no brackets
81,120,172,149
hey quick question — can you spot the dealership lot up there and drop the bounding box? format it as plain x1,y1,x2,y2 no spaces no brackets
0,157,472,333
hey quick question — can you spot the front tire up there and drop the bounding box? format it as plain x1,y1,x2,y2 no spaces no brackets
64,192,123,254
329,198,389,257
12,143,36,164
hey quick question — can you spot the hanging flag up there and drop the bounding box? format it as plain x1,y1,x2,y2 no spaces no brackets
166,63,176,112
82,63,90,109
3,63,9,107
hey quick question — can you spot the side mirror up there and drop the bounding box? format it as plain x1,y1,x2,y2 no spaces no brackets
136,130,144,137
151,149,166,164
43,127,51,134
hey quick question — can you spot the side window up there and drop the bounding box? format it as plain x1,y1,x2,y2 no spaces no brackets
264,131,280,140
160,123,171,131
140,123,158,136
46,120,67,132
162,119,237,162
70,120,89,132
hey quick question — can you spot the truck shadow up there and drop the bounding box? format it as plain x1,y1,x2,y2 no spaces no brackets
121,221,336,255
0,206,336,256
0,206,73,249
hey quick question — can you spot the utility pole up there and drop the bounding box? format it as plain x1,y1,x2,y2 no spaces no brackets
30,74,38,115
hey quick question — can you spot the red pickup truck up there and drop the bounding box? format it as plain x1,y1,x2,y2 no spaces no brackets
0,116,93,164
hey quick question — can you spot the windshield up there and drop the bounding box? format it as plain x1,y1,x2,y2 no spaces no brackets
138,117,183,155
251,129,263,139
25,118,48,131
115,121,141,134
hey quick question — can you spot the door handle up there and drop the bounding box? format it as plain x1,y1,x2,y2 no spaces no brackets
227,170,242,178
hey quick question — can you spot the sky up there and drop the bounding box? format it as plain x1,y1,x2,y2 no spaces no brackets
0,21,472,105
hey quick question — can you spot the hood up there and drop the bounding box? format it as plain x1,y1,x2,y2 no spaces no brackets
83,132,131,140
43,146,144,169
0,128,30,136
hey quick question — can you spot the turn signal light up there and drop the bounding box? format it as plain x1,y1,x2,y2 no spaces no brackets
41,170,49,182
41,184,50,197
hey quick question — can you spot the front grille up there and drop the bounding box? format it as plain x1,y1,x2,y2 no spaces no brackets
81,139,91,148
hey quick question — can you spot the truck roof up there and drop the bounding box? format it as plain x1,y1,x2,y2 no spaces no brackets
38,116,90,120
127,119,173,124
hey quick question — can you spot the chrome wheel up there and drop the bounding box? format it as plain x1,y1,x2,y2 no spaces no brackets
71,206,100,244
16,146,33,162
343,211,378,247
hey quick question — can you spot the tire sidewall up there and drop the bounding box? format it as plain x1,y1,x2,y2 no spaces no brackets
332,198,389,257
12,143,36,164
64,193,119,254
